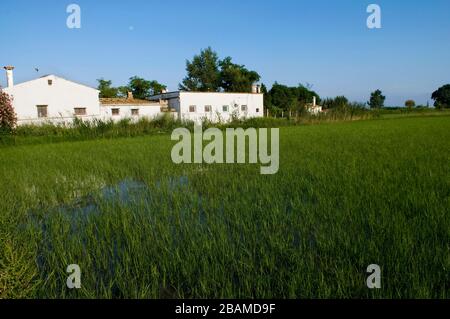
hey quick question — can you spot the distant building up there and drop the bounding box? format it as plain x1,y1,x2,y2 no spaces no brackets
305,96,322,115
149,85,264,123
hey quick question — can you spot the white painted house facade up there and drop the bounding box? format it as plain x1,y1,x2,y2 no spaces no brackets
100,92,162,121
2,66,264,125
3,70,101,125
149,90,264,123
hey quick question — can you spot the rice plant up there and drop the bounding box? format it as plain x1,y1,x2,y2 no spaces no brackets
0,115,449,298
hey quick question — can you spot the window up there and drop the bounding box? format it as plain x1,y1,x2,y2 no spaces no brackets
48,79,53,86
256,108,260,113
222,105,229,112
131,109,139,116
111,108,120,116
37,105,48,118
74,107,87,116
189,105,196,113
204,105,212,112
241,105,247,112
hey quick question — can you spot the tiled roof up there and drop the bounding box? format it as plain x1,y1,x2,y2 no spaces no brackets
100,98,159,106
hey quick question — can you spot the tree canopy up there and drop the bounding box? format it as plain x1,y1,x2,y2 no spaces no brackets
264,82,320,115
322,96,349,109
180,47,221,92
97,79,118,98
147,80,168,96
219,57,260,93
128,77,152,100
431,84,450,109
405,100,416,109
180,47,260,93
368,89,385,109
97,77,167,100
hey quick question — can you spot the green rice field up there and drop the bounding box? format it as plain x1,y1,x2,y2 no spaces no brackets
0,115,449,298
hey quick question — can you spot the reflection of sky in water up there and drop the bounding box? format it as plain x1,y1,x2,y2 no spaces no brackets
29,176,189,224
29,176,191,268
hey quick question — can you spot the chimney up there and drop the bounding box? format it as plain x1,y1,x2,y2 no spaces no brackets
4,66,14,88
127,91,133,100
313,96,316,107
251,84,258,93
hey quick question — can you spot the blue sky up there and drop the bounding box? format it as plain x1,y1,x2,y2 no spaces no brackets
1,0,449,106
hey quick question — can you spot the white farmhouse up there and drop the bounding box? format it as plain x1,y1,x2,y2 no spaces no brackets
2,66,265,125
3,66,100,125
149,86,264,123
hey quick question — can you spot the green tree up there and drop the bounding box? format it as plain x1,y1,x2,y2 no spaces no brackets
117,86,130,98
97,79,118,98
99,77,166,99
264,82,320,116
219,57,260,93
148,80,167,96
431,84,450,109
333,96,349,109
0,88,17,133
260,83,268,94
405,100,416,109
128,76,152,100
323,96,349,109
180,47,220,92
368,89,385,109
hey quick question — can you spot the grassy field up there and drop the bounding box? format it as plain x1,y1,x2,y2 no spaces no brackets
0,115,449,298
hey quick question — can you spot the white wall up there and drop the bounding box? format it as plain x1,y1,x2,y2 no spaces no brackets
176,92,264,123
100,104,162,121
307,106,323,115
4,75,100,125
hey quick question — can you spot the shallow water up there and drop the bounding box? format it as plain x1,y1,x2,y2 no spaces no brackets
67,176,188,216
27,176,189,231
30,176,190,269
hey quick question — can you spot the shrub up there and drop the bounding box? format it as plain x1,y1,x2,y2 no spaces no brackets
0,88,17,134
323,96,349,110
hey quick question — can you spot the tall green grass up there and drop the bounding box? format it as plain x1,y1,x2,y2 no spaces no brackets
0,115,188,147
0,115,449,298
0,110,382,147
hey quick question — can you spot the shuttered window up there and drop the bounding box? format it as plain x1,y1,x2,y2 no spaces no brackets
74,108,87,116
37,105,48,118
